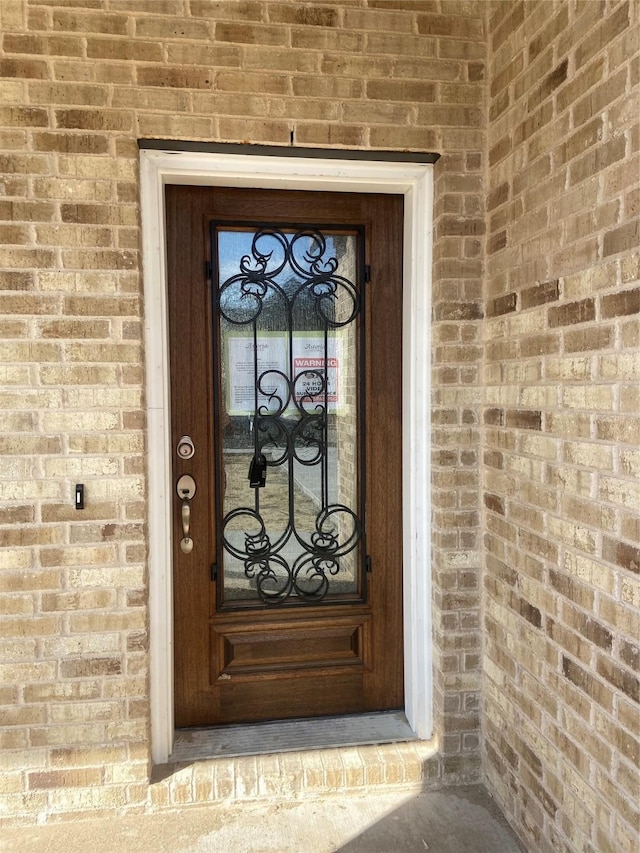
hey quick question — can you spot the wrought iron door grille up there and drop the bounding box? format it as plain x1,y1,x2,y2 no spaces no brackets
211,223,366,608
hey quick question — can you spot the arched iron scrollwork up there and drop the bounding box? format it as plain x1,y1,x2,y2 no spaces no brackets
215,226,363,605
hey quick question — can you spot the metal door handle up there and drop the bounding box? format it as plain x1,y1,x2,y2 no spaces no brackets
181,499,191,539
176,474,196,554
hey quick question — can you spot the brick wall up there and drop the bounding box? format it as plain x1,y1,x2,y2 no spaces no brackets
0,0,485,822
483,2,639,852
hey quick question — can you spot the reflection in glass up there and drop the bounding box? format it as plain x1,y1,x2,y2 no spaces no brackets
213,226,363,606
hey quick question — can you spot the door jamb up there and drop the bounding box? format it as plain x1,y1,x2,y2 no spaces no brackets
140,149,433,764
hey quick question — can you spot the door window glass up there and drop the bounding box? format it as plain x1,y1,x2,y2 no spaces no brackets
213,225,365,608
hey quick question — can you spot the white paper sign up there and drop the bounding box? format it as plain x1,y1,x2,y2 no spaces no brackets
225,333,343,415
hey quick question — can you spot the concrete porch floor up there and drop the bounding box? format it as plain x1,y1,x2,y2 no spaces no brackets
0,785,525,853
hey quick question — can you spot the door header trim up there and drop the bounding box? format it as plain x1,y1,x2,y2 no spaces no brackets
140,149,433,764
138,138,440,164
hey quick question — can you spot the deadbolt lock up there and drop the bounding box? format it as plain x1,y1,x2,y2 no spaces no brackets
177,435,195,460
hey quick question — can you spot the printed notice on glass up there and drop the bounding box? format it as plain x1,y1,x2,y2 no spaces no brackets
292,336,341,406
225,334,287,416
226,334,345,416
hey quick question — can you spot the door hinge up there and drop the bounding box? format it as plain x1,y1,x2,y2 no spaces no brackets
210,563,218,582
365,555,372,573
205,260,212,281
364,265,371,283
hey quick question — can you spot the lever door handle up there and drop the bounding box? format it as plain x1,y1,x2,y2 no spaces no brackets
181,499,191,539
176,474,196,554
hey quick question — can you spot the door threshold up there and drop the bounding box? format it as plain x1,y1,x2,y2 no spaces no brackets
170,711,417,763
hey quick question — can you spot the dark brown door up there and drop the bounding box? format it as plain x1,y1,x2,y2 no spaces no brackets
166,186,403,728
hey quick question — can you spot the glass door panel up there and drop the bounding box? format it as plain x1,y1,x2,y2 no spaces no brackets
212,225,365,608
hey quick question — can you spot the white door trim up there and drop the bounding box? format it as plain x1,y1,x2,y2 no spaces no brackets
140,149,433,765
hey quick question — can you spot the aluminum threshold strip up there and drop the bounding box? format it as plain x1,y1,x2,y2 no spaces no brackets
171,710,417,762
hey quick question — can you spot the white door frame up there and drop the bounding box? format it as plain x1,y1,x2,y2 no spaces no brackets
140,148,433,764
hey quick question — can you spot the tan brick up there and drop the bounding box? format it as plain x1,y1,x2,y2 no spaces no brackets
28,768,104,791
135,65,215,90
600,286,640,318
0,57,49,80
550,236,598,271
36,224,113,249
0,0,26,28
564,326,614,353
0,174,28,196
602,537,640,574
32,132,109,155
562,655,614,712
577,1,630,69
569,135,626,188
51,60,133,86
4,32,84,58
573,68,628,128
562,384,614,411
86,37,159,64
490,51,523,98
367,79,436,103
55,109,133,132
0,224,30,244
603,220,640,258
619,577,640,611
365,31,437,58
0,271,33,292
597,416,640,446
187,0,261,18
34,177,113,202
603,154,640,199
0,78,26,108
596,655,639,703
295,124,367,150
28,81,109,108
0,247,56,269
52,9,128,34
62,249,137,271
598,200,629,240
369,126,437,150
215,21,288,45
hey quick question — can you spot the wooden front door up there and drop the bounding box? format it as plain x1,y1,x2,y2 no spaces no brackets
167,186,403,728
